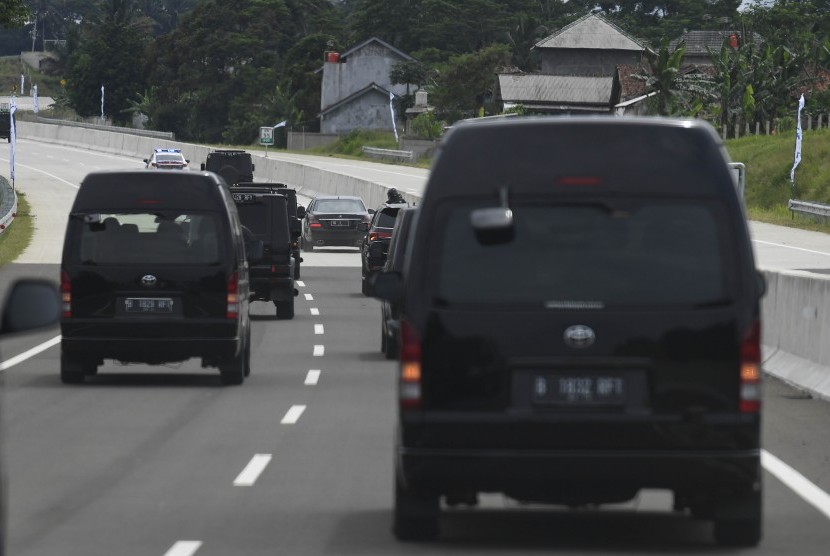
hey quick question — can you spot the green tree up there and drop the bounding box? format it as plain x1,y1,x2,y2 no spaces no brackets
429,43,511,120
65,0,151,124
1,1,29,28
635,37,686,116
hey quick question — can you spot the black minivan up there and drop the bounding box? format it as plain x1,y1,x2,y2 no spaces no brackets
373,117,765,546
60,171,257,385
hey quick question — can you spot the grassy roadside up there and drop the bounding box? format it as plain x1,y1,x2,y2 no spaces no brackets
0,190,34,267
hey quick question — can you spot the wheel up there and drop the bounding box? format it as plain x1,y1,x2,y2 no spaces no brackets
294,262,301,279
219,337,246,385
381,327,388,354
393,478,440,541
713,491,762,547
61,351,92,384
385,331,398,360
362,276,372,296
242,329,252,378
276,296,295,320
303,237,314,251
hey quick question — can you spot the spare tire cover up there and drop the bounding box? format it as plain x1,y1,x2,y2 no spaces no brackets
218,165,240,185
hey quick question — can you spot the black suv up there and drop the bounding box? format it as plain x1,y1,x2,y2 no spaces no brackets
377,207,415,358
60,171,259,385
201,149,255,185
231,187,298,319
373,117,765,547
359,201,408,295
236,182,305,278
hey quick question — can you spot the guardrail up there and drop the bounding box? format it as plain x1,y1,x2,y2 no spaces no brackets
788,199,830,221
362,146,414,162
30,115,175,140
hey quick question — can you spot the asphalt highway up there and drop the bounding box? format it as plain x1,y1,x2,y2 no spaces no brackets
0,140,829,555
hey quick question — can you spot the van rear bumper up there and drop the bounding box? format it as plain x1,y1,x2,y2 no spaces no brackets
397,446,761,503
61,336,240,365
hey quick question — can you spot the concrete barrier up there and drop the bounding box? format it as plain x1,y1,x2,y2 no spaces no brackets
14,120,830,400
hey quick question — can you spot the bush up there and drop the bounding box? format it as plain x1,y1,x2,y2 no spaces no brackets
410,112,444,139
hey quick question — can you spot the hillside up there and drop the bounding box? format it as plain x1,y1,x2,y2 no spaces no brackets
726,129,830,232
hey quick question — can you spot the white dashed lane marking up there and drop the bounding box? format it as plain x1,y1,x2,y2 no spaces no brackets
233,454,272,487
305,370,321,385
762,450,830,520
310,308,320,316
304,293,314,301
314,324,324,335
313,345,325,356
163,541,202,556
296,280,306,287
281,405,306,424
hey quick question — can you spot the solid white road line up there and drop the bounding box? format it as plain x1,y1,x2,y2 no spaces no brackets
304,293,314,301
753,239,830,258
762,450,830,520
296,280,306,288
313,345,325,357
0,156,79,189
0,335,61,372
281,405,306,424
233,454,272,487
305,370,321,385
314,324,324,335
163,540,202,556
310,308,320,316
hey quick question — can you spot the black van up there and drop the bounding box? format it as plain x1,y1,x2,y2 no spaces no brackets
60,171,258,385
231,187,298,319
373,117,765,546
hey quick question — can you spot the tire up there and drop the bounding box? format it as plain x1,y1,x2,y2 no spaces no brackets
219,337,246,385
61,351,91,384
393,478,440,541
385,331,398,360
294,262,301,279
276,296,295,320
242,329,252,378
381,327,388,354
362,277,371,296
713,492,762,547
218,165,239,186
304,238,314,251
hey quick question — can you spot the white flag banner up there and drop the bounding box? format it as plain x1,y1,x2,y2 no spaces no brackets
389,90,398,143
33,84,39,113
20,74,24,95
791,93,805,184
273,120,287,128
9,97,17,183
101,85,105,120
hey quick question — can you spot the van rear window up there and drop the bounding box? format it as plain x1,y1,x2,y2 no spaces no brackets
73,212,223,265
437,202,728,307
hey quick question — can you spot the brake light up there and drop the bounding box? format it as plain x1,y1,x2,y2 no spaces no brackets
308,216,322,229
399,320,422,409
739,319,762,413
60,270,71,318
227,272,240,319
558,176,602,186
369,231,393,242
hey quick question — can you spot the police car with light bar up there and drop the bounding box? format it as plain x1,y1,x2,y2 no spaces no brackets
144,148,190,170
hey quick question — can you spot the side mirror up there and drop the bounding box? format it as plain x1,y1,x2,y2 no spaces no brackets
297,206,306,219
470,207,514,245
357,222,369,232
1,279,60,335
200,163,206,171
251,163,256,172
246,239,265,262
143,159,149,164
368,209,376,215
371,272,404,303
185,159,190,163
757,271,767,298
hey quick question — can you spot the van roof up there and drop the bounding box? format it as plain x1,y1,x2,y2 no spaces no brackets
427,116,735,200
73,171,227,212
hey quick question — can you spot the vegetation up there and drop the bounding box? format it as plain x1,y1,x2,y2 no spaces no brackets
0,189,34,266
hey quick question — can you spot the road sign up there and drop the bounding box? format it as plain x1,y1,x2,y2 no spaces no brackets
260,126,274,146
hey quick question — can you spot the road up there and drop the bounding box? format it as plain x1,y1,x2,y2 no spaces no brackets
0,139,829,554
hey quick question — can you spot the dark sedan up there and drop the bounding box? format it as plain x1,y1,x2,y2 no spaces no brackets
301,195,372,250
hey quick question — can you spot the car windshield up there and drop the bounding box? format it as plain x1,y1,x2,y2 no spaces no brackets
74,212,222,264
314,199,365,213
437,202,729,307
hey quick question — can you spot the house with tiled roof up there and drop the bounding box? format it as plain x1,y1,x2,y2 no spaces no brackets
319,37,419,134
496,14,646,115
670,30,761,67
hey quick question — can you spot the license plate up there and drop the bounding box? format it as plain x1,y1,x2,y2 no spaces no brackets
330,220,349,227
533,374,626,405
124,297,174,314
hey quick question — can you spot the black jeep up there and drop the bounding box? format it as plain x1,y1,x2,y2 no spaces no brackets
231,188,298,319
202,149,255,185
236,182,305,278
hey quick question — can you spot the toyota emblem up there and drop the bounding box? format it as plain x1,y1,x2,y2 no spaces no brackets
141,274,158,287
563,325,595,349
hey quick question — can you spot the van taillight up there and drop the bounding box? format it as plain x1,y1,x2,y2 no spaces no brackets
399,320,422,409
739,320,762,413
227,272,240,319
60,270,71,318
